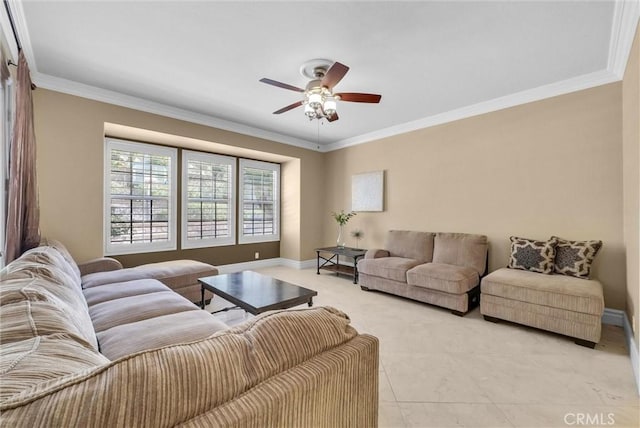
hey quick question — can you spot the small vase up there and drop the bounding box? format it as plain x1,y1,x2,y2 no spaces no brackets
336,224,345,248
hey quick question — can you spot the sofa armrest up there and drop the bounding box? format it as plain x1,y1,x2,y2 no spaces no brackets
78,257,123,276
365,249,390,259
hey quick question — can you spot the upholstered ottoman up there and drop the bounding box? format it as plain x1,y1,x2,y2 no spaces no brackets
480,268,604,347
81,260,218,304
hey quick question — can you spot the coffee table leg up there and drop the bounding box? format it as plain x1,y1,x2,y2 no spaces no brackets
308,298,313,307
200,285,205,309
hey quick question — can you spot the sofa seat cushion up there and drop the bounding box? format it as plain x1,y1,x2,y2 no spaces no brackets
81,260,218,289
358,257,422,282
97,310,228,360
89,290,200,333
407,263,479,294
83,279,171,307
481,268,604,315
0,335,109,403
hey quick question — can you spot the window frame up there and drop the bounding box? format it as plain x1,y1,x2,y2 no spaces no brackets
181,150,236,249
238,159,280,244
103,138,178,256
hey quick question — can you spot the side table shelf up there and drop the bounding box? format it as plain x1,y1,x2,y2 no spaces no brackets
315,246,367,284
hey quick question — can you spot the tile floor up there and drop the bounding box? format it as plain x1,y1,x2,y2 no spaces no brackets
207,266,640,428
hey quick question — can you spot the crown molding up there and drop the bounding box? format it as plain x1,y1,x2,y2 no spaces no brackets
322,69,619,152
0,5,18,60
32,72,319,152
7,0,36,68
10,1,639,154
608,0,640,79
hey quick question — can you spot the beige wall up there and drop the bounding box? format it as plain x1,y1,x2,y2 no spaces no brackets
623,25,640,346
33,67,630,311
33,89,325,265
325,83,626,309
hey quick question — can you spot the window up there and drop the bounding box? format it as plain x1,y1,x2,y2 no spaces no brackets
182,151,236,248
239,159,280,244
104,139,177,255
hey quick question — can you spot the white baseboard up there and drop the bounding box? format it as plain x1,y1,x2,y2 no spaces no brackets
217,257,316,273
217,258,283,274
602,308,625,326
280,258,316,269
602,308,639,395
622,312,640,395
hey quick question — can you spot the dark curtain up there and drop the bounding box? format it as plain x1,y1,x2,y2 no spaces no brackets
5,51,40,263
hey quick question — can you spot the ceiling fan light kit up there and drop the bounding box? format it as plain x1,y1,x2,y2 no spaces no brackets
260,59,382,123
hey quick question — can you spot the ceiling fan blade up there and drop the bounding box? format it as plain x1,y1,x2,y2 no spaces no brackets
321,62,349,89
259,78,305,92
326,112,339,122
273,101,303,114
335,93,382,103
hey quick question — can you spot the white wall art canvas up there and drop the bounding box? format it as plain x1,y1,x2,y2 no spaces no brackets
352,171,384,212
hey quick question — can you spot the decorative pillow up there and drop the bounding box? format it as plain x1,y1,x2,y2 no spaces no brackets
508,236,557,274
552,236,602,279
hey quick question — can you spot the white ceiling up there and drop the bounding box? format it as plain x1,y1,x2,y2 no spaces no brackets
7,1,636,150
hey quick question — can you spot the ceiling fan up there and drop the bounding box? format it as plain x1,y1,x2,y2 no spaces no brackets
259,59,382,122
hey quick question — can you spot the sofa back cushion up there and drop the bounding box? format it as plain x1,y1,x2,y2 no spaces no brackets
40,238,82,282
1,249,99,352
3,253,82,296
432,233,488,275
386,230,435,263
0,335,109,403
0,277,99,352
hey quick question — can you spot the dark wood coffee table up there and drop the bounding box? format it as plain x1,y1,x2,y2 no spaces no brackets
198,271,318,315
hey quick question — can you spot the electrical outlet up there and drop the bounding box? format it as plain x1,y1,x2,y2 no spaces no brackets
254,252,260,260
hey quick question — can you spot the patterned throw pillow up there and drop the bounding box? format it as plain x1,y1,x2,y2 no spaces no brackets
552,236,602,279
508,236,558,274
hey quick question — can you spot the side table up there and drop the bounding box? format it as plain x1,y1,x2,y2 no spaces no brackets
315,246,367,284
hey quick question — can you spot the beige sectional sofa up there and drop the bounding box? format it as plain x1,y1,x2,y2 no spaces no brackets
79,256,217,304
358,230,488,315
0,241,379,426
